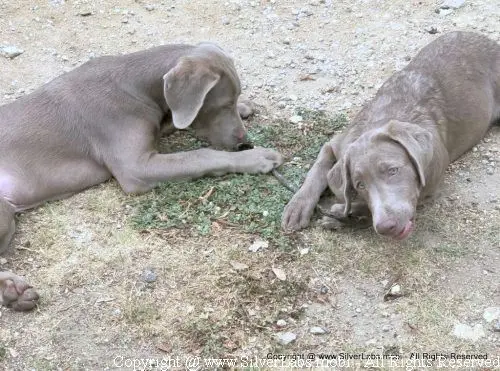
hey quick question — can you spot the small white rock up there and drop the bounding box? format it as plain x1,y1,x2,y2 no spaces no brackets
451,323,485,341
230,261,249,271
289,115,303,124
276,332,297,345
441,0,466,9
248,239,268,252
1,45,24,59
483,307,500,323
309,326,327,335
276,319,287,327
390,284,401,295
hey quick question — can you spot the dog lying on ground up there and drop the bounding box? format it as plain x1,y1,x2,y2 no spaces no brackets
282,31,499,239
0,42,283,311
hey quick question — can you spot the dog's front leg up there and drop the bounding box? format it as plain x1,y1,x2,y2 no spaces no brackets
110,147,283,194
282,142,336,231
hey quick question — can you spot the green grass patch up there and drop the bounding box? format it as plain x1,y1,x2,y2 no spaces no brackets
131,108,347,248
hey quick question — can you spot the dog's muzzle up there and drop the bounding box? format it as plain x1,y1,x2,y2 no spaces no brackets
236,142,254,151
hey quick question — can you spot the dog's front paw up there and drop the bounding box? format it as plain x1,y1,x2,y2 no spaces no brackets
1,275,39,311
282,193,316,231
237,147,283,174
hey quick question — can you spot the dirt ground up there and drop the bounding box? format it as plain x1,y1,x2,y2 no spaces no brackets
1,0,499,369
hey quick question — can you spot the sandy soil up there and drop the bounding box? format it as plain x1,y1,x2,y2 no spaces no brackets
1,0,499,369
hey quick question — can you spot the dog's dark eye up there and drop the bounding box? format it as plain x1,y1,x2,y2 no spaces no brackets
388,167,399,176
356,181,365,190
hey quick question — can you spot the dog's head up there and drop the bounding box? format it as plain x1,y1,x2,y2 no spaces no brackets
163,42,252,151
327,120,433,240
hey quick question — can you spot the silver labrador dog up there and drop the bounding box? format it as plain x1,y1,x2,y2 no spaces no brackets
0,42,283,311
283,31,499,239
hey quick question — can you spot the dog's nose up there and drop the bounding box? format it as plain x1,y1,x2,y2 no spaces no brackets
375,219,397,236
236,142,254,151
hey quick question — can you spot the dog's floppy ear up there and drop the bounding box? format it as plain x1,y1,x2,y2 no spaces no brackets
384,120,433,187
163,57,220,129
327,151,355,216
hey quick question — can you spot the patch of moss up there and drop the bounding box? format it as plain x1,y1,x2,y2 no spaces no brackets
131,108,347,248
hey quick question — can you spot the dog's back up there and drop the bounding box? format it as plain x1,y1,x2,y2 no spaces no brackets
355,31,500,162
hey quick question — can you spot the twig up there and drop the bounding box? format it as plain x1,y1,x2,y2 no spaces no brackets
57,303,79,313
199,186,215,201
271,169,299,193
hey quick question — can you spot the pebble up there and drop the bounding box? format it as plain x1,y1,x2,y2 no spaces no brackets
382,325,391,332
276,332,297,345
390,284,401,295
1,45,24,59
230,261,249,271
494,320,500,332
441,0,466,9
483,307,500,323
0,258,7,265
141,268,157,283
300,248,309,255
222,17,230,25
144,4,155,11
276,319,287,327
289,115,303,124
451,323,485,341
487,168,494,175
310,326,327,335
248,239,268,252
437,8,453,16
